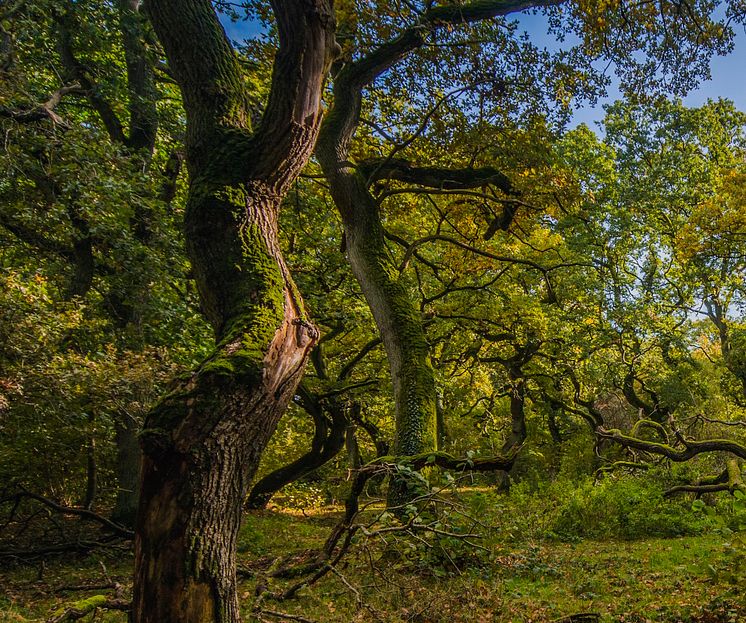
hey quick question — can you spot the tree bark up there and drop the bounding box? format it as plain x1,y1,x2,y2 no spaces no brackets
133,1,335,621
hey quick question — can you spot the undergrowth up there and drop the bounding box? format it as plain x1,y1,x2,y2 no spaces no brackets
2,477,745,623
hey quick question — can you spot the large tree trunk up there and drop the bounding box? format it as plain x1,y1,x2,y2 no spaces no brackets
134,252,315,622
133,1,335,621
133,186,320,623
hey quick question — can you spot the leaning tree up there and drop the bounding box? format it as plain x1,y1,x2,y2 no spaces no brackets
133,1,335,621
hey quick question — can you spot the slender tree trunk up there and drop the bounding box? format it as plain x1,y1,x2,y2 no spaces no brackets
83,412,97,510
315,22,517,501
503,378,528,452
495,377,527,491
111,413,141,527
57,0,159,527
317,113,438,504
316,159,437,505
341,189,438,460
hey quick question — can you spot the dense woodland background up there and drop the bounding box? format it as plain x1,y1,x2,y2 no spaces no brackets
2,1,746,622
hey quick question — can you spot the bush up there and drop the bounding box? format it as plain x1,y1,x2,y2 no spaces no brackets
549,476,712,540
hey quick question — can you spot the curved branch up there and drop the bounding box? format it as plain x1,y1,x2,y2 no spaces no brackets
630,418,669,443
337,337,382,381
596,427,746,461
56,11,127,143
0,83,82,126
665,460,745,497
345,0,564,89
397,234,589,285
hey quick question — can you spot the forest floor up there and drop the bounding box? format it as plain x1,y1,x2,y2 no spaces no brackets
1,501,744,623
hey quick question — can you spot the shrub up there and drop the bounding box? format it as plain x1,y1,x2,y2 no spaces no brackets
549,476,712,540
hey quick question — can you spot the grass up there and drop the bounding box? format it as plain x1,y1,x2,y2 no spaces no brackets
1,497,745,623
236,508,745,623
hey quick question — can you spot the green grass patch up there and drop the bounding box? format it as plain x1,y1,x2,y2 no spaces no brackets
1,497,744,623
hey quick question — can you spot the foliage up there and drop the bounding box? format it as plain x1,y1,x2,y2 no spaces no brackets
4,0,746,620
3,503,746,622
549,476,713,540
692,489,746,585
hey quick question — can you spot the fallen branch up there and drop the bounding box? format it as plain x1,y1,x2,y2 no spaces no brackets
0,537,126,560
361,447,521,475
46,596,130,622
665,459,745,497
5,487,133,538
257,609,318,623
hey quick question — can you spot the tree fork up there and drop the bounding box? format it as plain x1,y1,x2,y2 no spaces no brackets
134,1,336,621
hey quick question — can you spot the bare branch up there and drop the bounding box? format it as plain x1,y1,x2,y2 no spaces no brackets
0,83,82,126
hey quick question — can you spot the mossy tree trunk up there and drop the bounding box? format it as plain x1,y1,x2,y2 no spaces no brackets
316,3,527,507
133,1,335,622
316,75,437,496
317,128,438,505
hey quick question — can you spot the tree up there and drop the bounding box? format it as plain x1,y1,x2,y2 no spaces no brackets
6,0,746,619
541,99,746,493
132,1,335,621
309,0,746,504
0,0,201,527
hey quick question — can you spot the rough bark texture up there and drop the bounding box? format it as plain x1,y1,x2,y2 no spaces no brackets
133,1,335,622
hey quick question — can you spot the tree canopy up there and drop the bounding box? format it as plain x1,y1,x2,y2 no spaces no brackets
2,1,746,622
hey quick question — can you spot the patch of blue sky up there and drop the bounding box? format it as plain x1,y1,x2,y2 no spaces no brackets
512,11,746,129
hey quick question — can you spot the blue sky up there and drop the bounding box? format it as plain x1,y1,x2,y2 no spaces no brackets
514,11,746,128
220,9,746,129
